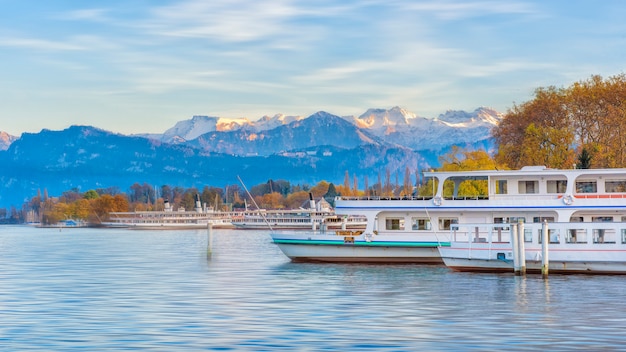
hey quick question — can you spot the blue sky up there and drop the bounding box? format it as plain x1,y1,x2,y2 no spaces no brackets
1,0,624,135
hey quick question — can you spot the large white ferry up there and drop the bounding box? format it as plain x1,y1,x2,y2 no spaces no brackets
272,166,626,269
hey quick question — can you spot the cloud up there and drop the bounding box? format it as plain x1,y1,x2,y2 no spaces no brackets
56,8,112,22
0,37,85,51
143,0,303,43
398,0,537,20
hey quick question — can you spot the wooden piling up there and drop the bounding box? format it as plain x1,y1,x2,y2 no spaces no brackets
511,223,520,275
207,222,213,256
542,220,549,278
518,220,526,276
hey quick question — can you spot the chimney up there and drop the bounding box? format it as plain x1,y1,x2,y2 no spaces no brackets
309,192,316,210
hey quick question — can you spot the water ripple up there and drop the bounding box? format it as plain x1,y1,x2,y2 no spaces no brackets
1,226,626,350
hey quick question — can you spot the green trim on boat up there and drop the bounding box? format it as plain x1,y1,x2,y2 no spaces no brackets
272,239,450,247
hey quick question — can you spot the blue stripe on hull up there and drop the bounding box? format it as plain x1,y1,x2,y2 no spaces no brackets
272,239,449,247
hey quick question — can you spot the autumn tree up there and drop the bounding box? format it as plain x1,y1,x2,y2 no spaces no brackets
436,147,501,197
285,191,311,209
402,166,412,196
493,74,626,169
309,181,330,198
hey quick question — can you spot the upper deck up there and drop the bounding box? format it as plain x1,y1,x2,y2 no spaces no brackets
336,166,626,211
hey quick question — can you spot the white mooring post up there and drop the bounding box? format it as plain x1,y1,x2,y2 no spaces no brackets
511,222,520,275
518,220,526,276
542,220,549,278
207,222,213,256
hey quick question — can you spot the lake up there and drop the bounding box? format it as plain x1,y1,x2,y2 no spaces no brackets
1,225,625,351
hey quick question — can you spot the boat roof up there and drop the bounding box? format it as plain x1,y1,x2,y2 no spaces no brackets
423,166,626,179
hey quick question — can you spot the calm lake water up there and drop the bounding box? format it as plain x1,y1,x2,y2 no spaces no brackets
1,225,625,351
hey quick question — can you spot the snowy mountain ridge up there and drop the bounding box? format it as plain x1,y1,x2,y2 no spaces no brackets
152,106,503,150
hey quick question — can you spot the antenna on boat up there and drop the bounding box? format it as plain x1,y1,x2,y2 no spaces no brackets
237,175,274,232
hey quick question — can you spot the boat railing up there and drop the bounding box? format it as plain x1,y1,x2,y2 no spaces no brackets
573,193,626,199
337,196,433,201
451,222,626,246
337,195,491,201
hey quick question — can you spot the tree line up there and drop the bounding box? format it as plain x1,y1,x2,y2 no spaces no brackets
12,168,432,225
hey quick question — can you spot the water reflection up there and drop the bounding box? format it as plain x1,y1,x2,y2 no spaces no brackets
1,226,626,350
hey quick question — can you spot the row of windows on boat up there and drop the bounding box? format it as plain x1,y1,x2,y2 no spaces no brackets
346,180,626,200
453,227,626,245
384,216,625,231
497,179,626,194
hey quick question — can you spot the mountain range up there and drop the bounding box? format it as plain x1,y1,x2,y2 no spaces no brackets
0,107,503,208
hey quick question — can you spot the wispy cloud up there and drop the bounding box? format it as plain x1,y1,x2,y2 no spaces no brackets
143,0,303,43
0,37,85,51
56,8,112,22
397,0,538,20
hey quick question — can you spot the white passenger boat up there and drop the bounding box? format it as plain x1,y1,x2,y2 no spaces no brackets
432,167,626,274
274,166,626,267
102,198,235,229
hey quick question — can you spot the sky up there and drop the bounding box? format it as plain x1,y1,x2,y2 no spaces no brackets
1,0,625,136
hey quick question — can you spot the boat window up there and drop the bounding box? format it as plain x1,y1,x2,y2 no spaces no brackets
411,217,432,230
606,180,626,192
570,216,584,222
622,229,626,244
547,180,567,193
495,180,507,194
494,217,507,224
593,229,615,244
523,229,533,242
566,228,587,243
518,180,538,194
592,216,613,222
576,180,597,193
385,218,404,230
538,229,560,244
509,217,525,223
439,218,458,231
533,216,554,223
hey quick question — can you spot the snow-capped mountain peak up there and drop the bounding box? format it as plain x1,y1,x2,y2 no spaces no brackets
254,114,304,131
0,131,17,151
353,106,417,130
161,115,219,142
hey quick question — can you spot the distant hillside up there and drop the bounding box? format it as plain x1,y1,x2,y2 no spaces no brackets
0,125,424,207
0,106,502,208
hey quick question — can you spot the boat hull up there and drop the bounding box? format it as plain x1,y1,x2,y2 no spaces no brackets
439,239,626,274
441,256,626,275
271,232,446,263
101,221,234,230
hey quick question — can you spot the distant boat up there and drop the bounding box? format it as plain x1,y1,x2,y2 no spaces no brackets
233,195,367,231
102,196,235,230
232,209,367,230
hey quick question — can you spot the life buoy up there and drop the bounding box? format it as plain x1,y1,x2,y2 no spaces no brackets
433,196,442,206
563,194,573,205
